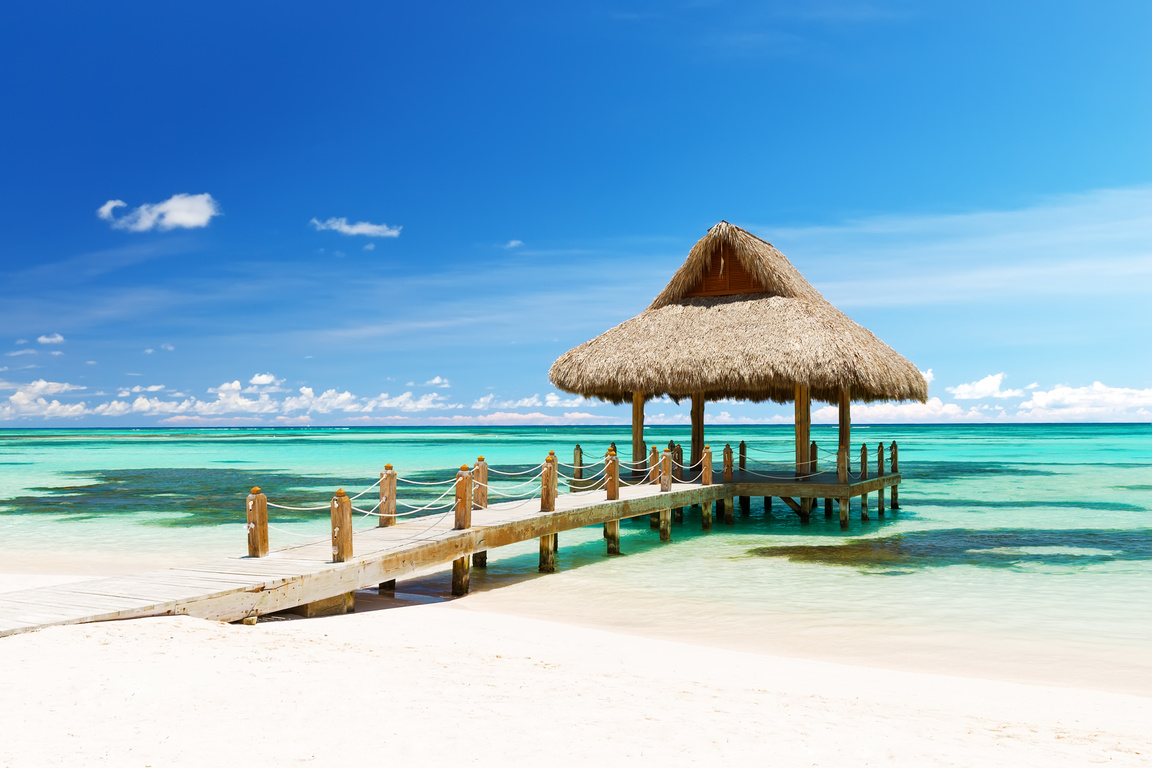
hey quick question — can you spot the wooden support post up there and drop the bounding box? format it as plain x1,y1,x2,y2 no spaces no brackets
837,447,848,485
890,442,900,509
690,391,705,469
660,449,672,492
876,443,886,517
838,383,851,471
632,392,645,477
702,446,712,485
473,456,488,567
648,445,660,484
860,444,870,522
795,383,811,480
539,532,558,573
824,497,833,518
330,489,352,563
452,465,473,596
839,497,849,529
701,500,713,530
246,486,268,558
605,518,620,555
572,445,583,481
606,450,619,501
541,452,557,512
723,444,733,482
739,440,747,470
658,508,671,542
722,496,734,525
765,496,772,513
673,443,684,481
740,495,750,516
380,465,397,527
379,464,399,591
809,439,818,477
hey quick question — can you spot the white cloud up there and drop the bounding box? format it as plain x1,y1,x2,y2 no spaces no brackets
813,397,989,424
37,333,64,344
49,351,63,357
504,240,524,248
161,343,175,352
471,393,495,410
244,372,287,394
946,373,1024,400
544,393,592,408
85,361,96,365
144,349,154,355
424,376,451,388
920,368,935,385
282,387,365,414
1016,382,1152,422
18,380,86,396
196,380,279,415
365,391,462,412
0,380,90,420
310,217,401,238
98,193,220,232
6,349,37,357
363,243,376,251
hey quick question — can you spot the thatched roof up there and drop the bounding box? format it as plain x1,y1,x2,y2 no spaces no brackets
549,221,928,405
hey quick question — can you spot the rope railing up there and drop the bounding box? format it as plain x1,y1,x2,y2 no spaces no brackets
266,501,330,511
486,464,547,476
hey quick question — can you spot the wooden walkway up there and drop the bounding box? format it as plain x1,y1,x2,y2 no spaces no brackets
0,470,900,639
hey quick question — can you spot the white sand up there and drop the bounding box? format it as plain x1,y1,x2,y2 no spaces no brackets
1,578,1149,767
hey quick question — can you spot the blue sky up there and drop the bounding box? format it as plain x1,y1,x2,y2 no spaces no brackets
2,1,1151,426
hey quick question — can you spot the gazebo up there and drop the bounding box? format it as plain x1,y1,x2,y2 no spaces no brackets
549,220,927,481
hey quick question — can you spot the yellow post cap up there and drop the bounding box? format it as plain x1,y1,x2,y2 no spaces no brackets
250,486,261,494
460,464,470,471
335,488,346,496
384,463,393,470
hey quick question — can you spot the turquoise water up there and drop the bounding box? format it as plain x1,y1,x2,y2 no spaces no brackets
2,424,1150,690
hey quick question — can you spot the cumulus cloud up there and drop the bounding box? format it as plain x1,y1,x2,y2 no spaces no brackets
814,397,988,424
424,376,451,388
310,217,401,238
0,380,89,420
544,393,592,407
363,243,376,251
37,333,64,344
244,373,287,394
365,392,462,412
282,387,365,415
1016,382,1152,422
946,373,1024,400
920,368,935,385
504,240,524,248
98,193,220,232
470,393,544,409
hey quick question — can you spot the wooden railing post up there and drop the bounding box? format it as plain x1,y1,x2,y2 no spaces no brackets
673,443,684,481
702,446,713,485
573,444,583,481
660,449,672,492
723,444,733,482
809,440,818,476
541,452,558,512
606,450,619,501
330,488,352,563
890,442,900,509
473,456,489,567
451,465,473,596
648,445,659,484
860,443,869,521
246,486,268,558
380,465,397,528
876,443,886,517
739,440,746,470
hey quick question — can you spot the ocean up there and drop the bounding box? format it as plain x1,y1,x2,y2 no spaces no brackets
1,424,1149,692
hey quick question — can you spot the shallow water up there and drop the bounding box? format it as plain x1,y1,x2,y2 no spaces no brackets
2,424,1150,691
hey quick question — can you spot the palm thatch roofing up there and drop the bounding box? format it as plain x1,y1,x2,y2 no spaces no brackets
549,221,928,406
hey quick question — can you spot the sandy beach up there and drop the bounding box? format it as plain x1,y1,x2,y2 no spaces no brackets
2,570,1149,767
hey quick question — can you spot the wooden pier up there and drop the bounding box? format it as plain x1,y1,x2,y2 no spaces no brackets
0,441,901,639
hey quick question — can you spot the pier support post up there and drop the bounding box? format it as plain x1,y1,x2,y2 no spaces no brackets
722,496,735,525
765,496,772,514
690,391,705,469
605,518,620,555
451,465,473,596
648,446,660,484
330,489,352,563
860,444,870,522
541,452,558,512
701,446,713,531
380,465,397,527
723,444,733,482
246,487,268,558
839,497,849,529
606,450,619,501
573,445,583,481
473,456,489,567
876,443,886,518
658,508,672,542
824,497,833,518
738,441,750,510
740,496,750,516
379,465,398,591
795,384,811,479
891,442,900,509
632,392,646,478
810,440,818,477
539,532,558,573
